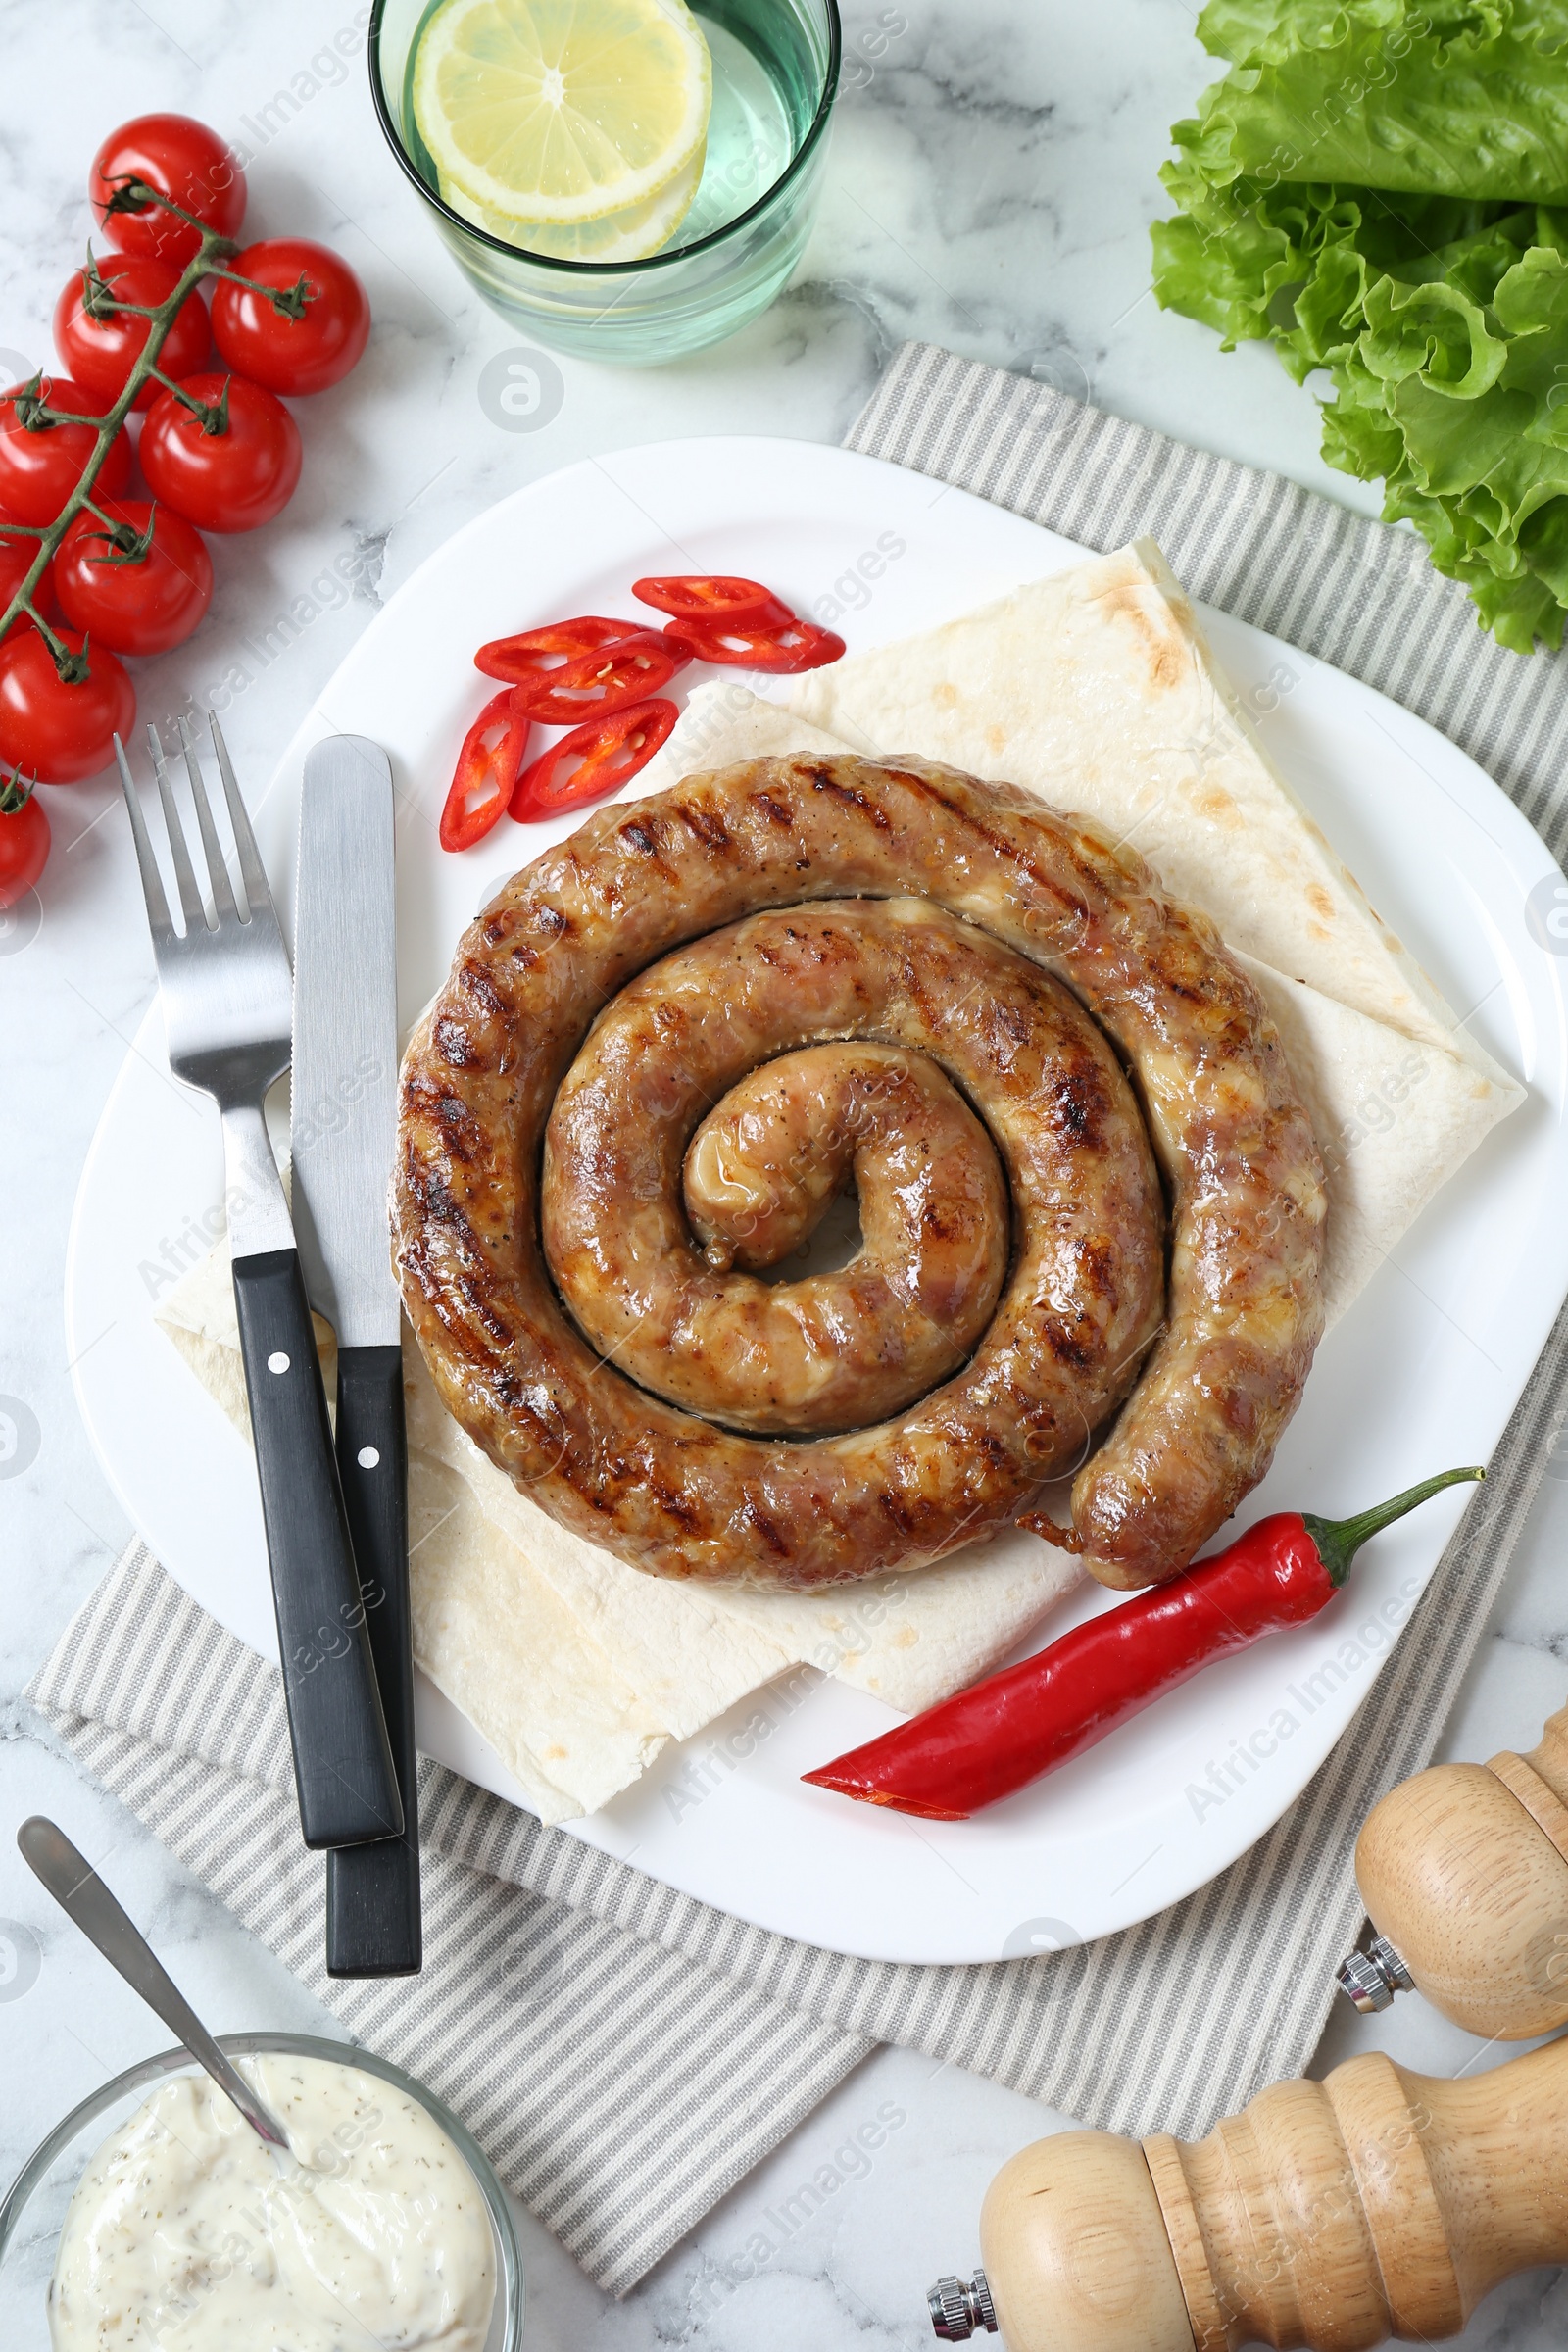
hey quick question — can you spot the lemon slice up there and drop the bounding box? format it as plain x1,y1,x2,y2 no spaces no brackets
413,0,712,230
439,140,705,262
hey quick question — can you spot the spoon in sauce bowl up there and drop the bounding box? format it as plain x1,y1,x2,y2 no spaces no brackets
18,1816,291,2150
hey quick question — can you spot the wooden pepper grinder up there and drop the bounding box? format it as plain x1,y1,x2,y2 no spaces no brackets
928,2034,1568,2352
1337,1694,1568,2038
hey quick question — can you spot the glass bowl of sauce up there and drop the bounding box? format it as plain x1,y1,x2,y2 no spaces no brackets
368,0,842,366
0,2032,523,2351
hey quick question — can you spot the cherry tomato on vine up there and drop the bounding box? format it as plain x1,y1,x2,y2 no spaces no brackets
0,378,131,526
139,373,302,533
211,239,370,396
0,540,31,644
0,774,50,906
90,115,247,270
54,499,214,657
0,626,135,786
0,512,55,643
54,254,212,412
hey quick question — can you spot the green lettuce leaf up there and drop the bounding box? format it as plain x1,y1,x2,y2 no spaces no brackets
1182,0,1568,205
1152,1,1568,651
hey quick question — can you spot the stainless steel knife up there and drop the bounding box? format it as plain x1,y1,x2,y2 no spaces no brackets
292,733,421,1976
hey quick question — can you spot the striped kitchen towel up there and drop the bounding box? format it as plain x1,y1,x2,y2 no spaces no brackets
29,344,1568,2294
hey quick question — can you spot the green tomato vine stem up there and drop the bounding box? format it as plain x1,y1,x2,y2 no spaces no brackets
0,175,306,669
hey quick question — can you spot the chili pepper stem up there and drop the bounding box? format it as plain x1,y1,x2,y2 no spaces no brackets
1302,1465,1485,1589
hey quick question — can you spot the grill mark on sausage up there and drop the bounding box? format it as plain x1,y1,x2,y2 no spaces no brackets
877,765,1104,922
433,1015,473,1067
1045,1324,1096,1370
459,961,507,1021
1049,1060,1105,1148
674,800,732,851
430,1093,483,1161
740,1495,789,1556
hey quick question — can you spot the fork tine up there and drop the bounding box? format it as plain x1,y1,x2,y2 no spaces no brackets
114,734,175,951
206,712,274,925
177,715,237,921
147,722,208,935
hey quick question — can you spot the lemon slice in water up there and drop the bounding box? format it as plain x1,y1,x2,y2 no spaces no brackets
439,141,705,262
414,0,712,244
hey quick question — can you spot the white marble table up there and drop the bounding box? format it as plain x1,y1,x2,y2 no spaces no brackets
3,3,1566,2344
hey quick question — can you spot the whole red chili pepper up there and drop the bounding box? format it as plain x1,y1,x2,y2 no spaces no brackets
802,1467,1485,1821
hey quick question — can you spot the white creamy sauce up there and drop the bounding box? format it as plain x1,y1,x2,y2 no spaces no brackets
49,2053,496,2350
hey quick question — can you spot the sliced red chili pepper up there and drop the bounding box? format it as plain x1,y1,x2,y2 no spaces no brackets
802,1467,1485,1820
510,629,690,726
475,615,642,684
671,615,845,673
439,689,531,852
509,697,678,823
633,574,794,629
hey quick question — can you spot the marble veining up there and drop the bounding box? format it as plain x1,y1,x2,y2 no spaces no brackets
0,3,1562,2345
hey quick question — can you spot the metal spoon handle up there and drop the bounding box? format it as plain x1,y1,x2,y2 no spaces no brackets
17,1817,289,2148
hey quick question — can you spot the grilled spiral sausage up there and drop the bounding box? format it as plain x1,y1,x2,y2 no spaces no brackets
394,755,1327,1591
550,1010,1015,1439
542,902,1156,1440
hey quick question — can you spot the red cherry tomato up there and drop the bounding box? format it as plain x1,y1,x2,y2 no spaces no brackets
54,499,214,657
511,629,690,726
54,254,212,413
475,616,641,683
440,690,532,851
211,239,370,397
0,377,132,526
509,698,678,822
0,513,53,643
0,626,135,786
671,615,846,673
139,373,302,533
633,575,794,628
0,774,50,906
90,115,247,269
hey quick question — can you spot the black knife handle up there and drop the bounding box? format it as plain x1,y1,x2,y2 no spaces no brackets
230,1251,403,1851
326,1344,422,1977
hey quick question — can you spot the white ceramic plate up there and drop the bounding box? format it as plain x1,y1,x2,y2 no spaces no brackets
67,438,1568,1963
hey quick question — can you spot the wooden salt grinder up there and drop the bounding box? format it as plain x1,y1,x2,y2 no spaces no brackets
928,2033,1568,2352
1339,1694,1568,2038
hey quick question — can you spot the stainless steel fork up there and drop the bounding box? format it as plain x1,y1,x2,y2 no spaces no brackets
118,716,401,1852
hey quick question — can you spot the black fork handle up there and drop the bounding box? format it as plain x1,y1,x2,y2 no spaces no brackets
230,1250,403,1850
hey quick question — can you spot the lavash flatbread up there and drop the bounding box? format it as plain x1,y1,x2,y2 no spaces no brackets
788,538,1505,1078
154,540,1524,1822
